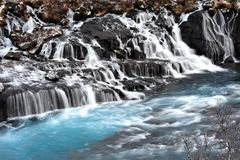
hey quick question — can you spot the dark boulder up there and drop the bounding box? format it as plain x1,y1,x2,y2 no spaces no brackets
4,51,22,61
126,37,146,60
73,7,92,21
232,13,240,59
80,15,133,59
180,9,240,63
156,8,175,32
5,1,30,18
224,56,235,63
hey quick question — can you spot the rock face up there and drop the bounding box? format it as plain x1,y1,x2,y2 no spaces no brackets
232,14,240,58
10,27,63,54
180,2,240,63
79,15,133,59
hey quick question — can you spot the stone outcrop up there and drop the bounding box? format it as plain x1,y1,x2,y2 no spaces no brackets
10,27,63,54
4,51,22,61
180,0,240,63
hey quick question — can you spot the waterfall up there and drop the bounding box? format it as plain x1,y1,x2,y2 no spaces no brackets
119,10,221,75
22,17,36,33
202,10,237,62
0,6,223,120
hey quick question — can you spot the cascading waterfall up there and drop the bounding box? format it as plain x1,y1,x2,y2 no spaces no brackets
202,10,237,62
119,10,221,75
0,6,223,120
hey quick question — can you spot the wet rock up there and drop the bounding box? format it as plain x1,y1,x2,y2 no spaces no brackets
73,7,92,21
224,56,235,63
232,14,240,59
62,41,88,60
11,27,63,54
126,37,146,60
60,18,69,26
156,8,175,32
5,1,29,18
45,71,60,82
125,10,139,20
180,9,240,63
203,0,215,9
180,10,218,62
80,15,132,59
0,2,7,26
4,51,22,61
122,80,145,91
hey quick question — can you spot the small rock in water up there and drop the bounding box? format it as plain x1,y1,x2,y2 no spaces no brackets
0,83,4,92
224,56,235,63
45,71,60,82
4,51,22,61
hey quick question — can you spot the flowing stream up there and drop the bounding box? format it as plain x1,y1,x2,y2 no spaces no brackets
0,67,240,160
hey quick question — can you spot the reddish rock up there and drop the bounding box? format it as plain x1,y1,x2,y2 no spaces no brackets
37,0,69,23
11,27,63,54
20,0,43,8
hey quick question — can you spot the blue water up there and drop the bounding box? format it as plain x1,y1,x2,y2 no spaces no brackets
1,68,240,160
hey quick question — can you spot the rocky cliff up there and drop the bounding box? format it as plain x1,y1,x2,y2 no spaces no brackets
180,0,240,63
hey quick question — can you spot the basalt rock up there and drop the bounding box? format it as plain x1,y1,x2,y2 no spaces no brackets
232,13,240,59
4,1,30,18
45,71,60,82
4,51,22,61
80,15,133,59
11,27,63,54
180,9,240,63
